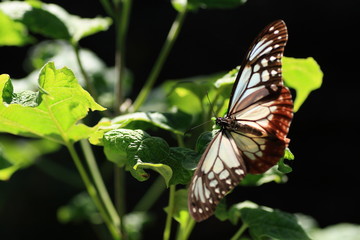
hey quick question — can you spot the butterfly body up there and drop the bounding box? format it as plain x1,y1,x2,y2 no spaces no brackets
216,117,265,137
188,20,293,222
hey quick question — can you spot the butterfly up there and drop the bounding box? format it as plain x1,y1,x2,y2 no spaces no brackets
188,20,293,222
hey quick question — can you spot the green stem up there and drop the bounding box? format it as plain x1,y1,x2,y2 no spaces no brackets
66,143,121,240
176,134,185,148
163,185,176,240
131,9,188,112
80,139,121,231
114,166,126,238
177,218,196,240
72,44,98,101
114,0,132,114
230,223,248,240
133,176,166,212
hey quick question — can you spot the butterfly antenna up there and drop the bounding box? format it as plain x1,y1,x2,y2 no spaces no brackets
205,92,217,118
184,92,216,137
184,120,213,136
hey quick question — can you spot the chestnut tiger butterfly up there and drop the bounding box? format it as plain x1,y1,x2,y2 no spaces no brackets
188,20,293,222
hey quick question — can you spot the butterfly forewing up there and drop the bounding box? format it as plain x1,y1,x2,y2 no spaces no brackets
228,20,288,114
188,20,293,222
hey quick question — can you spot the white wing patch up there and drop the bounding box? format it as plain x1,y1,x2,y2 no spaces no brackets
249,39,273,61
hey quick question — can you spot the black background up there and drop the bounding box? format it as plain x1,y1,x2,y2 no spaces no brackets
0,0,359,239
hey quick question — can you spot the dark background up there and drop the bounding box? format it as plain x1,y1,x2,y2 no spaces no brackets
1,0,359,239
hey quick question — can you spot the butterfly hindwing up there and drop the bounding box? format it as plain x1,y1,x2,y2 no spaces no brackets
231,86,293,173
188,130,246,221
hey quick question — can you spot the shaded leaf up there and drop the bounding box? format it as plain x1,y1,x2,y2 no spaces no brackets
57,192,101,224
0,136,60,180
103,129,172,185
229,201,312,240
123,212,152,240
102,129,195,186
168,147,198,185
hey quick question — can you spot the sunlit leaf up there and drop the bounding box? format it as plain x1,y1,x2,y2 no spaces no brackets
0,1,111,42
283,57,323,112
0,63,105,144
0,10,33,46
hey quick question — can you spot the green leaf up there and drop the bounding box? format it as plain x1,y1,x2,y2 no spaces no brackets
195,130,216,153
0,63,105,144
240,166,288,187
28,40,106,77
0,1,112,42
163,74,221,116
133,162,173,187
277,148,294,174
0,1,70,39
89,110,192,146
0,136,60,180
123,212,152,240
102,129,195,186
230,201,312,240
310,223,360,240
164,189,193,237
18,40,127,109
214,199,229,221
57,192,101,224
66,13,112,43
283,57,323,112
111,110,192,135
103,129,173,185
168,147,198,185
0,10,33,46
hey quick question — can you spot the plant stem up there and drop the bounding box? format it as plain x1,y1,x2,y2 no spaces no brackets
80,139,121,231
114,0,132,114
72,43,98,101
230,223,248,240
66,143,121,240
131,9,188,112
176,217,196,240
114,166,126,237
133,176,166,212
163,185,176,240
112,1,133,238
